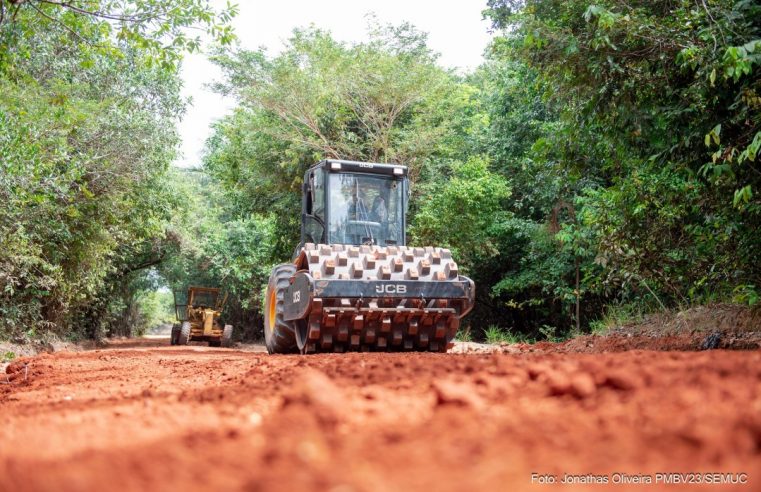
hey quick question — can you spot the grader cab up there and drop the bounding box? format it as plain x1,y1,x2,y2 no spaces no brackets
171,287,234,348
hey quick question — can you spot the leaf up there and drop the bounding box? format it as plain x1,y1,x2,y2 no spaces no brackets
732,185,752,208
706,124,721,146
583,5,604,22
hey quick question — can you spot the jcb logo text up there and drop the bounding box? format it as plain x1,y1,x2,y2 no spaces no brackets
376,284,407,294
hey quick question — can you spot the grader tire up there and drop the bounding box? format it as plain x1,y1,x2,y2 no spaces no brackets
170,324,180,346
264,264,298,354
221,325,234,348
178,321,191,346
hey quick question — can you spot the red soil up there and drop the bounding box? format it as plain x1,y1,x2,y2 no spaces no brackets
1,338,759,491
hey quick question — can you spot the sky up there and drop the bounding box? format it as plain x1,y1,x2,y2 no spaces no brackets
175,0,493,168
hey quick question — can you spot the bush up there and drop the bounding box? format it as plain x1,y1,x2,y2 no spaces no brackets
484,325,528,344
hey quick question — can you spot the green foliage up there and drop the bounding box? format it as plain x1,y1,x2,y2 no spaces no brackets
410,156,511,271
0,0,237,69
455,327,473,343
210,23,463,178
0,2,228,340
2,351,15,362
538,325,561,343
450,47,596,336
484,325,528,344
588,302,651,335
132,290,174,334
732,284,759,307
483,0,761,323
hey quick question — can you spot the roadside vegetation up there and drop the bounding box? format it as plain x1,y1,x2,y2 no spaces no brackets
1,0,758,344
484,325,528,345
0,0,236,341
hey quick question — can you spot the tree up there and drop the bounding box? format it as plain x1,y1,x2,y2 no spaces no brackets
0,1,234,340
205,23,470,256
411,156,511,273
210,23,467,181
484,0,761,306
0,0,237,68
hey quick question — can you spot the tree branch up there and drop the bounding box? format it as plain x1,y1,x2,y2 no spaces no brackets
27,0,95,46
120,251,167,276
36,0,164,23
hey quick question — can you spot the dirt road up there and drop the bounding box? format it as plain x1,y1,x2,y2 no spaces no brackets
1,339,759,491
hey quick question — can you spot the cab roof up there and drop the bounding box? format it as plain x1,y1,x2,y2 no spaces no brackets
188,286,220,293
314,159,408,177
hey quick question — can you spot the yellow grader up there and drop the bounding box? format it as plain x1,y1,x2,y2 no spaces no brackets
171,287,234,348
263,159,475,354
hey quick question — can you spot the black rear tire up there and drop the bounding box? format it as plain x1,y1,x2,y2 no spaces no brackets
170,324,180,345
178,321,191,345
221,325,234,348
264,264,298,354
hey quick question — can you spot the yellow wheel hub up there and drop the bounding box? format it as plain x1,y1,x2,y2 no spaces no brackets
268,288,276,333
